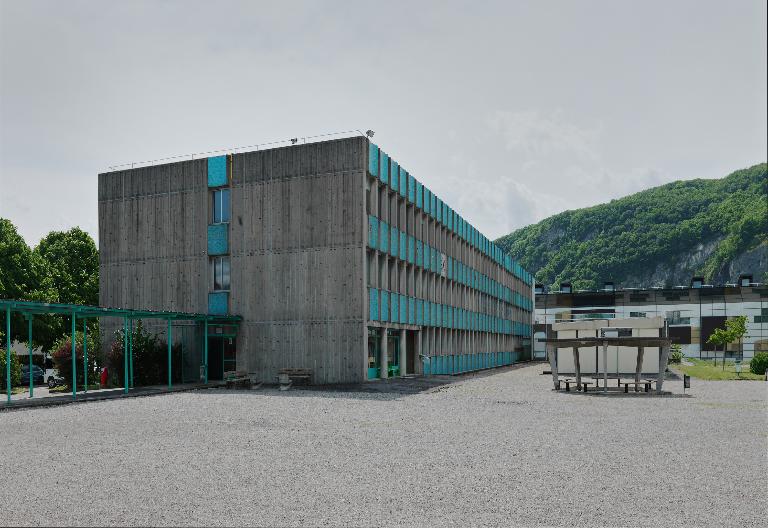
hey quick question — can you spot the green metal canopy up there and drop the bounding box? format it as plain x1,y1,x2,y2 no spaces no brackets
2,299,242,405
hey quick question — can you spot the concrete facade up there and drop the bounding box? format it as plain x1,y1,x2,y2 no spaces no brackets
99,137,534,384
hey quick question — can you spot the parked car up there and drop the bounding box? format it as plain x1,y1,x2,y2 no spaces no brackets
47,374,65,388
20,365,45,386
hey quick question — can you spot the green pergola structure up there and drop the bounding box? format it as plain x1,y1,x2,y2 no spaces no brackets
1,299,241,404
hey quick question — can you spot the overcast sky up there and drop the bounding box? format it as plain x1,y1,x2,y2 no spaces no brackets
1,0,765,246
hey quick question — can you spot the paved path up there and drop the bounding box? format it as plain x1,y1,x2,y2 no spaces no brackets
1,364,765,527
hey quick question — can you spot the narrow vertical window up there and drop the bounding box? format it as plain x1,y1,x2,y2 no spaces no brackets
213,189,231,223
212,256,231,291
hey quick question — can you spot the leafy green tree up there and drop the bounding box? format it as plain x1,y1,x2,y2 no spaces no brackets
0,218,57,346
707,315,748,370
35,227,99,306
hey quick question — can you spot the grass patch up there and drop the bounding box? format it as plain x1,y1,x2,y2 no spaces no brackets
674,359,763,381
49,383,101,393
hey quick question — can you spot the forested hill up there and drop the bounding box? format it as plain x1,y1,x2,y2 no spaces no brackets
496,163,767,290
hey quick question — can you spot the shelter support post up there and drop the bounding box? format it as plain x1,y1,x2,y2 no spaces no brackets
71,311,76,400
657,344,671,393
547,343,558,389
572,346,581,390
602,341,608,393
399,330,407,376
123,317,129,394
635,346,645,389
27,315,33,398
167,319,172,389
203,319,208,384
83,320,88,393
6,307,11,404
129,319,134,388
380,328,388,379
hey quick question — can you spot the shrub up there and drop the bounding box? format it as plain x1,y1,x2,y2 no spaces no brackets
51,331,98,389
0,349,22,388
669,344,683,364
105,321,183,387
749,352,768,375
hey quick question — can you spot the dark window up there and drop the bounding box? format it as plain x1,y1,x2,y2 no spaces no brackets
213,189,230,223
212,257,230,291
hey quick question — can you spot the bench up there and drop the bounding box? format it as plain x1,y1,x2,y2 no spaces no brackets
580,381,595,393
623,380,653,393
223,370,259,389
277,368,312,390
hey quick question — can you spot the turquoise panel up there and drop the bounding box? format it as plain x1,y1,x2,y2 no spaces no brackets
408,174,415,203
423,301,430,326
424,189,431,215
368,367,380,379
207,156,227,187
431,193,437,218
416,181,423,208
415,240,423,267
416,299,423,325
408,297,415,324
208,292,228,315
407,236,415,264
207,224,229,255
368,216,378,248
391,161,399,192
381,290,389,322
379,221,389,253
368,143,379,176
424,357,431,376
390,226,399,257
399,231,407,259
391,292,399,322
399,295,407,324
423,245,430,271
369,288,379,321
399,170,407,197
379,151,389,184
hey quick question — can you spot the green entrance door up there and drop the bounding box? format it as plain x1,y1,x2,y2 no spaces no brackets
387,330,400,377
367,328,381,379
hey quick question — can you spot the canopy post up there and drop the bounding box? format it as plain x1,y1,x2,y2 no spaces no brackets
572,346,581,390
167,319,172,389
27,315,33,398
635,346,645,390
71,311,76,400
602,341,608,393
203,319,209,384
123,317,129,394
129,319,134,388
83,320,88,393
547,343,559,389
6,307,11,404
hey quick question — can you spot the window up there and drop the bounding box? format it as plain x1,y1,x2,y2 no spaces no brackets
213,189,230,223
212,257,230,291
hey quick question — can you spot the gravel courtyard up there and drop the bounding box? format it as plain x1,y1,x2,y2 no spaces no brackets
1,364,765,527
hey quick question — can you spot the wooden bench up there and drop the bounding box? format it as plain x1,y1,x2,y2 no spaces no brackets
224,370,259,389
580,381,596,393
622,380,653,393
277,368,312,390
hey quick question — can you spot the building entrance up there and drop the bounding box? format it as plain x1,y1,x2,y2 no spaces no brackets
387,329,400,377
367,328,381,379
206,336,236,381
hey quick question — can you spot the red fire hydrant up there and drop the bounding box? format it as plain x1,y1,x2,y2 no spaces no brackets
100,367,108,388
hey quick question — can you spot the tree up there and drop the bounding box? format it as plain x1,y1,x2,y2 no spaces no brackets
0,218,57,346
707,316,748,370
33,228,100,350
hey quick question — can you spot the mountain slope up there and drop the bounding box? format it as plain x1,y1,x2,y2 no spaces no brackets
496,163,767,290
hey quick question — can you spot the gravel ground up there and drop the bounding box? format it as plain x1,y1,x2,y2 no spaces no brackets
0,364,765,527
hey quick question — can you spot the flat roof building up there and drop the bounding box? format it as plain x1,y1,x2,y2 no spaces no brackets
533,279,768,361
99,136,534,384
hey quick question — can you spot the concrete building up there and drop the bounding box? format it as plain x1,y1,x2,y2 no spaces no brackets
99,136,534,384
533,276,768,361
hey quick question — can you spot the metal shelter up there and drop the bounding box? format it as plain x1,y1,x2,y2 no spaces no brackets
1,299,241,404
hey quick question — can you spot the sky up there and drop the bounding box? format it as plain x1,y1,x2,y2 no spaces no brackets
1,0,765,247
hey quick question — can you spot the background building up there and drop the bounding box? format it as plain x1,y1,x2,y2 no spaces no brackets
533,276,767,361
99,136,534,384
